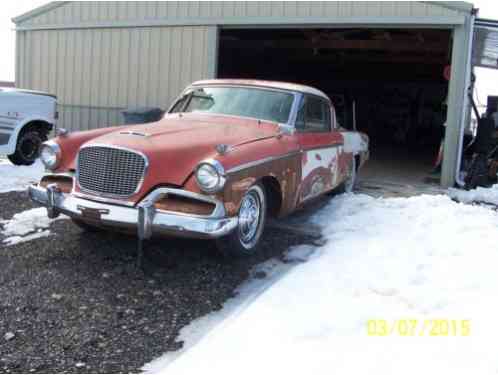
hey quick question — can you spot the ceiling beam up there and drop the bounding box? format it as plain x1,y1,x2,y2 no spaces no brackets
221,39,448,53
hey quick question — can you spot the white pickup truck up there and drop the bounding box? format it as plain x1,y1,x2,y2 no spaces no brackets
0,87,57,165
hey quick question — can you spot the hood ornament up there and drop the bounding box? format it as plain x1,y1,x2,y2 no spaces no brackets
215,144,232,155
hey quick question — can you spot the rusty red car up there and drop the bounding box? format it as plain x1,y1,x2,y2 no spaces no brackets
29,79,369,257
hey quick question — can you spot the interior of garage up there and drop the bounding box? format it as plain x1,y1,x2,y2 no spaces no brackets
217,28,452,186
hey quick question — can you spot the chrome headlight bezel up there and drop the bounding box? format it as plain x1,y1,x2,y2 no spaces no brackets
40,141,61,170
195,159,226,193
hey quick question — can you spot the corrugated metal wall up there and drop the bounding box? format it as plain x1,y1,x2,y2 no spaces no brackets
18,1,461,25
16,26,213,131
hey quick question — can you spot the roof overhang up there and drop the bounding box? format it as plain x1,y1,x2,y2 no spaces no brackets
12,1,68,24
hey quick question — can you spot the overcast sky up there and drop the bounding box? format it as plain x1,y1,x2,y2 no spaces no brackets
1,0,497,104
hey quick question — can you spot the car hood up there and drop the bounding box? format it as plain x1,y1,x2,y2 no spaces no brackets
82,112,280,188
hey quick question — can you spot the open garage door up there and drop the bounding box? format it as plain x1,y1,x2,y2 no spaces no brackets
217,28,452,187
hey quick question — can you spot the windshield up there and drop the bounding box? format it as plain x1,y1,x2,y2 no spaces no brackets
171,86,295,124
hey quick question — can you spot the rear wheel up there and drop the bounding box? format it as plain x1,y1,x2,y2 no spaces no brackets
336,156,357,194
8,130,47,166
216,183,267,257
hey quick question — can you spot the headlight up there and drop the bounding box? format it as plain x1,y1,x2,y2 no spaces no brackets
195,160,226,193
40,141,61,170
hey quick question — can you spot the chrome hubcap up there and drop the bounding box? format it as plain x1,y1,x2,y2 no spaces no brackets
238,191,261,245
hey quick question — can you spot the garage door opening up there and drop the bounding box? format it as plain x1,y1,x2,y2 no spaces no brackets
217,28,452,186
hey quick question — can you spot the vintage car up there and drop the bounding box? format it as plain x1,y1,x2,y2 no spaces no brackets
29,79,369,257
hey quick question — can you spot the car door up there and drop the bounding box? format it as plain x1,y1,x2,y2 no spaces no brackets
295,94,344,203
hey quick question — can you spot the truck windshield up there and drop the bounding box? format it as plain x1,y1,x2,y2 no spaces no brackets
171,86,294,124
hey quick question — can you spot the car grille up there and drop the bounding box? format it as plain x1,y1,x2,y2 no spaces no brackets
77,146,147,197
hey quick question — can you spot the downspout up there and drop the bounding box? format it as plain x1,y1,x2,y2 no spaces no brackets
455,11,476,187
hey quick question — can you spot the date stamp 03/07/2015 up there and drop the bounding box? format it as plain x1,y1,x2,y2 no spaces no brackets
367,319,471,337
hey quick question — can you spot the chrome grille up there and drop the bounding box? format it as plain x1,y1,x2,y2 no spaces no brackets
77,146,147,197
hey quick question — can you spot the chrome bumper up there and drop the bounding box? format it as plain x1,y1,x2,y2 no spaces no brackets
28,184,238,240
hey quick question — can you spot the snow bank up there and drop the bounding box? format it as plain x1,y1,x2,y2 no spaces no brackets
0,159,44,193
1,207,66,245
449,184,498,206
158,193,498,375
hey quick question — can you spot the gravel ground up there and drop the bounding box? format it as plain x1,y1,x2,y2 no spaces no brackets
0,191,315,373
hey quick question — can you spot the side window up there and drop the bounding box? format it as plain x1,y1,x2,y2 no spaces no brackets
295,95,331,132
330,105,337,129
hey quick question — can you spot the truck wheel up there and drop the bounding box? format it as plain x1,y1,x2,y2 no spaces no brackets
216,183,267,257
8,130,47,166
335,156,357,194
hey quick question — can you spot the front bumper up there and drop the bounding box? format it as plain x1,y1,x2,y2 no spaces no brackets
28,184,238,240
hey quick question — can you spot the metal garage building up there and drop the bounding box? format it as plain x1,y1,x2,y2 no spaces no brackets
12,1,489,187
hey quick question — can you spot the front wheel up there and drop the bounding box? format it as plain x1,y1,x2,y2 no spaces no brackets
216,183,267,257
8,130,47,166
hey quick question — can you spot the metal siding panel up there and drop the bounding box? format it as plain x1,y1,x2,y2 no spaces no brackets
107,2,118,20
246,2,260,17
33,32,43,90
309,2,325,17
109,29,121,108
222,2,236,17
168,28,181,106
17,26,211,130
283,2,298,17
180,28,193,91
56,30,66,105
167,2,179,18
72,30,83,127
137,28,150,107
394,2,411,17
296,2,310,17
334,2,350,17
15,32,21,87
99,30,111,109
89,30,101,128
158,28,172,107
127,28,141,106
48,31,58,95
156,2,168,18
117,29,130,106
147,28,161,106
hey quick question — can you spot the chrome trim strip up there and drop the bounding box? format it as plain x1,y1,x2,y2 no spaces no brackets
0,121,15,127
72,192,136,207
0,127,13,132
301,144,344,152
76,143,149,199
226,151,301,175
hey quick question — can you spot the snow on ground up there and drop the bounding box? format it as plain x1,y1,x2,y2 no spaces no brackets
0,159,45,193
1,207,66,246
449,184,498,206
151,193,498,375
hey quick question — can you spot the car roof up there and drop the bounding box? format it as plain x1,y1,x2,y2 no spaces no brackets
191,79,329,100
